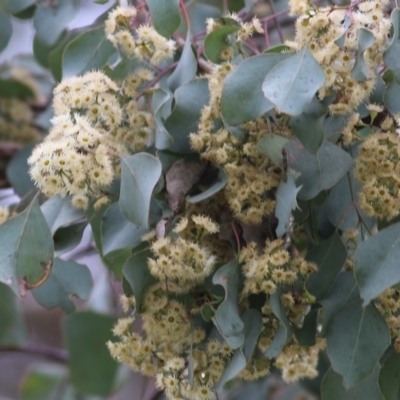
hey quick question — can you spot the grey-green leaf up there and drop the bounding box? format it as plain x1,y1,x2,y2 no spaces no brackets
0,282,27,346
262,47,325,116
33,0,80,46
319,272,359,336
123,251,157,313
212,260,244,349
0,0,35,14
168,34,197,92
64,311,119,396
326,299,390,388
379,350,400,400
355,221,400,306
188,167,227,203
306,233,347,301
325,168,375,232
322,365,384,400
285,139,353,200
384,79,400,116
102,202,147,255
0,12,12,53
256,133,290,168
164,78,209,153
383,9,400,71
290,97,327,154
0,197,54,297
152,88,173,150
275,174,302,237
216,309,262,390
147,0,181,38
265,288,292,358
62,25,116,78
350,28,375,81
120,153,162,228
41,195,84,235
221,53,291,126
32,258,93,313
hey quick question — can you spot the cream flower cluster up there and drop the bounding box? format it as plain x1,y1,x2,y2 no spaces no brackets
28,71,128,209
355,129,400,221
105,6,176,65
190,63,285,224
287,0,391,114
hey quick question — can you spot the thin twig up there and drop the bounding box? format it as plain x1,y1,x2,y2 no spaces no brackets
268,0,284,43
1,344,68,363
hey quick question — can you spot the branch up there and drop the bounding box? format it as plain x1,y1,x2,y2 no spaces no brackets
1,344,68,363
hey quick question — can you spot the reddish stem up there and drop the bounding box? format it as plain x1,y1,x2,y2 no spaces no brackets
264,21,270,48
231,222,241,253
179,0,191,32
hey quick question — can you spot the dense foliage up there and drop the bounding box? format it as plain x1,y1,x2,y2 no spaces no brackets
2,0,400,399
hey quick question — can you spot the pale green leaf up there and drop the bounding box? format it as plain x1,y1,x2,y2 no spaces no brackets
32,258,93,313
204,18,241,64
0,12,12,53
355,221,400,305
62,25,116,78
33,0,80,46
0,197,54,297
262,47,325,116
221,53,290,126
212,260,244,349
256,133,289,168
120,153,162,228
147,0,181,38
285,139,353,200
101,202,147,254
326,299,390,388
306,233,347,301
64,311,119,396
21,364,67,400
